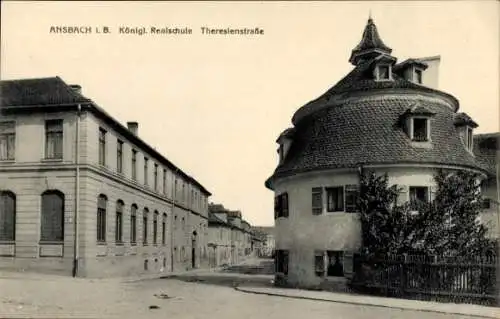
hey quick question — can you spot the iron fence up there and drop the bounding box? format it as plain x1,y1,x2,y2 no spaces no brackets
350,254,499,306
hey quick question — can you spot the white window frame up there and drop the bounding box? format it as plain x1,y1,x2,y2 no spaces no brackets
414,67,423,84
466,126,474,151
326,186,345,213
409,117,431,142
375,64,393,81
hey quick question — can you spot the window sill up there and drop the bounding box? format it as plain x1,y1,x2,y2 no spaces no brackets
0,159,15,163
97,241,107,246
115,242,124,246
410,140,432,149
41,158,63,163
39,241,63,245
131,242,137,246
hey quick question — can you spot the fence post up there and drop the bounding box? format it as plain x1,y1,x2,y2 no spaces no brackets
400,254,407,297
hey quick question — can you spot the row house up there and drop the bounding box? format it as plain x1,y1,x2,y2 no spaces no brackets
207,203,256,267
0,77,211,277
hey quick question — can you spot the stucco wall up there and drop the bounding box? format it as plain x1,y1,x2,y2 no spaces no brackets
271,166,491,287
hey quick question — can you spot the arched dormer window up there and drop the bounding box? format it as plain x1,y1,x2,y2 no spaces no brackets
454,112,478,152
276,128,295,165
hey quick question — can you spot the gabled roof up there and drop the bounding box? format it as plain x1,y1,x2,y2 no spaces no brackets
454,112,479,128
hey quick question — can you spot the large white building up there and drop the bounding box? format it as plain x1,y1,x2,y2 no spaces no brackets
0,77,211,277
265,17,499,289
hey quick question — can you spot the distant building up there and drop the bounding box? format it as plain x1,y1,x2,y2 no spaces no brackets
265,17,498,289
207,203,255,267
252,226,275,258
0,77,211,277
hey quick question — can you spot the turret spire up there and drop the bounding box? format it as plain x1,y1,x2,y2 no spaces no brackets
349,16,393,66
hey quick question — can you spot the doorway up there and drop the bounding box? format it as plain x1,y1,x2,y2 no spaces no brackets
191,231,197,269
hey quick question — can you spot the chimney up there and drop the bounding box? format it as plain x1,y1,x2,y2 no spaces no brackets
127,122,138,136
417,55,440,90
69,84,82,94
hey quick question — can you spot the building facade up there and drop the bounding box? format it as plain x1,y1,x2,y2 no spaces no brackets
252,226,275,258
207,203,255,267
265,18,498,289
0,77,211,277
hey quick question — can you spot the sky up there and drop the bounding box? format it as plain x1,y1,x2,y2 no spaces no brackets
1,1,498,226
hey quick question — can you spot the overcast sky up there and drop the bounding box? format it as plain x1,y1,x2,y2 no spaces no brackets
1,1,498,226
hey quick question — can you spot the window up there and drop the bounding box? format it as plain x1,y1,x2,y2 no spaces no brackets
40,190,65,242
131,149,137,180
115,200,123,243
130,204,137,244
97,195,107,242
174,215,177,229
345,185,359,213
467,127,473,150
181,246,186,261
312,187,323,215
326,187,344,212
415,69,423,84
412,118,428,142
116,140,123,174
163,169,167,195
162,213,167,245
143,208,149,245
45,119,63,159
98,128,107,165
327,251,344,277
275,250,289,275
0,191,16,241
153,211,158,245
182,217,185,230
274,193,289,219
377,65,391,80
0,122,15,160
482,198,491,209
174,179,178,200
314,251,325,277
154,164,158,191
182,183,185,203
409,186,429,204
144,157,149,186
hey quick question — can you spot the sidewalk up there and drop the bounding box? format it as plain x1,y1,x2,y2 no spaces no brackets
235,286,500,319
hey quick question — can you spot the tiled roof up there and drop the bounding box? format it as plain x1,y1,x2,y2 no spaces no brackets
295,58,459,122
0,76,91,106
267,97,488,186
473,133,499,176
349,18,392,65
0,76,211,196
454,112,479,128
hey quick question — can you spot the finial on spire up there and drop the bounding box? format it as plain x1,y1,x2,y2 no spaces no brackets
348,16,393,66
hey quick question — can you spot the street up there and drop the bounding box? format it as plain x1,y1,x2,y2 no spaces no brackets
0,266,487,319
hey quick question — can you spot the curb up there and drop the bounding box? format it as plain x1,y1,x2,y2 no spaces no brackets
233,286,498,319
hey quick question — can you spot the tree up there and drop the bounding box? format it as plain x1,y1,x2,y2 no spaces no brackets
357,169,496,258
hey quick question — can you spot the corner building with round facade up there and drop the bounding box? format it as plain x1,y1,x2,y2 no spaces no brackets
265,17,494,289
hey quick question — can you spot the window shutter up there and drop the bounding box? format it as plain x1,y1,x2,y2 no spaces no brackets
282,193,289,217
312,187,323,215
397,185,409,206
274,195,280,219
429,186,436,202
345,184,359,213
343,251,354,279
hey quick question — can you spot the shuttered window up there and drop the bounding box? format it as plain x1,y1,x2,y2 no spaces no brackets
143,208,149,245
0,191,16,241
153,211,158,245
312,187,323,215
115,200,124,243
40,190,65,242
0,122,15,161
45,120,63,159
162,213,167,245
274,193,289,219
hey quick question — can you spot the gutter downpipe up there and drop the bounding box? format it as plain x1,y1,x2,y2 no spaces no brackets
72,104,82,277
170,168,180,273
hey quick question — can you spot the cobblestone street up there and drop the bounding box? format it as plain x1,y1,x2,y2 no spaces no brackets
1,263,495,319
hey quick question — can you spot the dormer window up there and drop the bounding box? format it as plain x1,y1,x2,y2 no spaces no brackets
412,118,429,142
466,126,473,150
414,69,423,84
401,103,436,144
453,112,478,152
376,64,392,81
